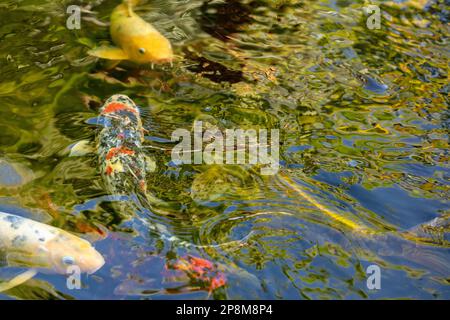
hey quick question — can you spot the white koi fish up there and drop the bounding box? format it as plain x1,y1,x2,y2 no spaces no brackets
0,211,104,292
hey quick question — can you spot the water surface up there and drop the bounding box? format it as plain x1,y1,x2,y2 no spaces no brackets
0,0,448,299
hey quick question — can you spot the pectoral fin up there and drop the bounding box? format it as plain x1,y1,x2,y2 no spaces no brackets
0,269,38,293
69,140,95,157
88,46,129,60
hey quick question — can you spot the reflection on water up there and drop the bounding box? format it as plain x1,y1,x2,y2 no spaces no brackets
0,0,449,299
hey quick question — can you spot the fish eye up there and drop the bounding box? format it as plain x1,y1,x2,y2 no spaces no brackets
138,48,146,54
62,256,75,265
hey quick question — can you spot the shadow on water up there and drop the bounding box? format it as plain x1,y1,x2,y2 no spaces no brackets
197,0,255,41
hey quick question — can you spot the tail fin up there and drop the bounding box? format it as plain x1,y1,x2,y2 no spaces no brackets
122,0,141,16
402,214,450,246
136,190,181,217
124,0,141,8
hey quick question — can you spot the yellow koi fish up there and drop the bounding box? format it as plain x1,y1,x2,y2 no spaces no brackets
279,172,450,247
88,0,173,65
0,211,104,292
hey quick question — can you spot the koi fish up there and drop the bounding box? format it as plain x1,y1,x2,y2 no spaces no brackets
0,211,104,292
70,95,155,199
70,95,254,249
280,171,450,246
88,0,173,65
168,255,227,294
98,94,150,196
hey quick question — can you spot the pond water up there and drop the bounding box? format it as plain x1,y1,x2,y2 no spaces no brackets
0,0,448,299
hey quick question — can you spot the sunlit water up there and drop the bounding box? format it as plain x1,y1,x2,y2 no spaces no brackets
0,0,448,299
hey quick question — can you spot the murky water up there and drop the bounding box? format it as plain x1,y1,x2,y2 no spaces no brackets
0,0,449,299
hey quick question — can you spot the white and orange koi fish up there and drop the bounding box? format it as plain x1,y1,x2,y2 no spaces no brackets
98,94,150,196
70,94,159,206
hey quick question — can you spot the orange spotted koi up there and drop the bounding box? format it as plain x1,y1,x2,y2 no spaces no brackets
98,95,148,196
96,95,189,244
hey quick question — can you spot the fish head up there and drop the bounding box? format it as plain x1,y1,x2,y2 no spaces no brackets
127,33,173,64
101,94,140,115
99,94,143,133
45,232,105,275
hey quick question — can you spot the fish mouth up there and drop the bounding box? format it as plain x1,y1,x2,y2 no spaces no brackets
86,250,105,274
152,57,173,65
75,247,105,275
